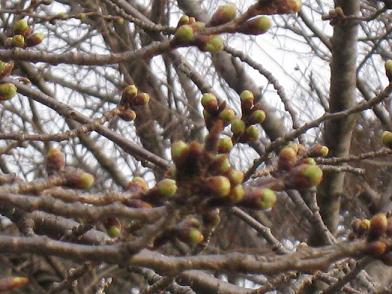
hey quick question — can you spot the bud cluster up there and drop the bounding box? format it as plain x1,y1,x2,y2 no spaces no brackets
118,84,150,121
5,19,45,49
271,143,326,190
351,213,392,263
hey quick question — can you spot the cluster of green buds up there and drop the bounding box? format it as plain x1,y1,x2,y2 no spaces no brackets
5,19,44,48
271,143,327,190
351,213,392,264
172,15,224,53
118,84,150,121
44,148,95,189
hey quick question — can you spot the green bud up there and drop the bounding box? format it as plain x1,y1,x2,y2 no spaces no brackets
201,93,218,112
240,188,277,209
206,176,231,197
12,35,25,48
156,179,177,197
45,148,65,174
0,83,17,101
175,25,195,44
244,125,260,141
127,176,149,193
26,32,45,47
65,169,94,190
132,92,150,106
218,108,236,123
209,3,237,26
187,228,204,244
0,61,14,79
177,15,190,27
239,16,272,35
119,108,136,121
369,213,388,241
278,146,297,170
201,35,224,52
171,140,189,162
218,137,233,153
240,90,254,102
250,110,266,124
226,169,244,185
228,184,245,204
13,19,30,36
231,119,246,136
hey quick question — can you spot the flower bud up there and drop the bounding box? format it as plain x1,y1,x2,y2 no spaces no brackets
201,93,219,113
0,61,14,79
104,217,121,238
249,109,266,124
177,15,190,27
206,176,231,197
203,208,221,227
228,184,245,203
132,92,150,106
119,108,136,121
239,16,272,35
208,3,237,27
368,213,388,241
0,83,17,101
122,84,138,104
226,169,244,185
239,188,277,209
26,32,45,47
218,137,233,153
218,108,236,124
65,169,94,190
308,144,329,157
13,19,31,36
171,140,189,164
231,119,246,136
240,90,254,113
45,148,65,175
278,146,297,171
366,241,387,256
197,35,224,53
156,179,177,197
284,164,323,189
243,125,260,141
126,176,149,193
12,35,25,48
174,25,195,44
210,154,231,174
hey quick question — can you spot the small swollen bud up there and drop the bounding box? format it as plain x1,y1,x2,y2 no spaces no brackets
65,169,94,190
244,125,260,141
132,92,150,106
201,93,219,113
228,184,245,204
286,0,302,13
208,3,237,27
197,35,224,53
218,108,236,124
211,154,231,174
12,35,25,48
13,19,30,36
231,119,246,136
45,148,65,174
0,277,29,292
182,227,204,245
382,131,392,149
278,146,298,171
177,15,190,27
239,16,272,35
385,60,392,83
240,90,254,113
171,140,189,163
191,21,206,32
122,84,138,102
308,144,329,157
284,164,323,189
226,169,244,185
156,179,177,197
174,25,195,44
104,217,122,238
0,61,14,79
176,219,204,245
206,176,231,197
249,110,266,124
26,32,45,47
0,83,17,101
239,188,277,209
218,137,233,153
366,241,387,257
368,213,388,241
126,176,149,193
203,208,221,227
119,108,136,121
